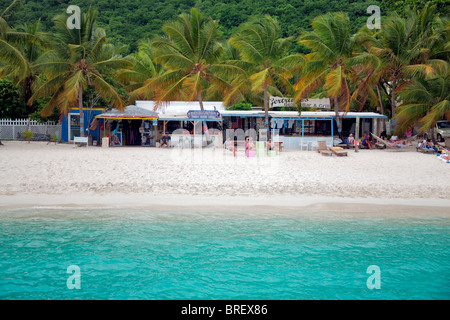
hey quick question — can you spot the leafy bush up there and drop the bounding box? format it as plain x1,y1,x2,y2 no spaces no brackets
21,130,34,143
226,103,252,110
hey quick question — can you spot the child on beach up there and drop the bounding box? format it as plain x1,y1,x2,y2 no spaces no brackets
159,133,171,148
347,134,354,146
267,138,274,151
224,138,234,152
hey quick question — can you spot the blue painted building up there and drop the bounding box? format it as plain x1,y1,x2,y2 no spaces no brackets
61,108,105,143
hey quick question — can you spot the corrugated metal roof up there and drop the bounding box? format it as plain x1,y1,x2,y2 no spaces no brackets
96,105,158,119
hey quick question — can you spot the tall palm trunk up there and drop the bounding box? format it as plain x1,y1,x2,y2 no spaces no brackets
430,127,437,145
391,75,397,127
264,83,269,128
333,96,343,139
78,89,85,137
264,83,270,140
23,75,34,133
376,83,386,132
198,92,212,147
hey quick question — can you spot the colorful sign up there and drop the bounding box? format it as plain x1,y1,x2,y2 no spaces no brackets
269,96,331,109
187,110,221,120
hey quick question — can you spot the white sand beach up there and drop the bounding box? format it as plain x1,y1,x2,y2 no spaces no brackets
1,141,449,216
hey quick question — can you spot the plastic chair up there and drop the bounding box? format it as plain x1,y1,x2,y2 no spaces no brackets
184,137,191,148
300,139,309,151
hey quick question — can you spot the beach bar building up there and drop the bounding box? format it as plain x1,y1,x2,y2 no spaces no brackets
268,111,388,150
220,109,387,150
135,100,225,148
61,101,387,149
61,108,105,145
95,104,159,146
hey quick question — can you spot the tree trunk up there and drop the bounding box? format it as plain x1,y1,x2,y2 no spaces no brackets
391,75,397,130
376,83,386,132
198,92,212,147
355,115,360,152
79,89,85,137
333,96,343,139
430,127,437,145
264,84,269,129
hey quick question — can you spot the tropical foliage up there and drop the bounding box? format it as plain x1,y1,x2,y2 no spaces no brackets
395,65,449,142
229,15,294,128
28,9,132,136
1,0,384,53
130,8,244,110
293,12,357,138
0,78,26,118
0,0,448,138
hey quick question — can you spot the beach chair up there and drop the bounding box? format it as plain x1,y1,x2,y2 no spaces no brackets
437,154,450,163
330,147,347,157
300,138,311,151
416,146,435,154
310,140,318,151
370,133,395,148
317,140,332,156
317,140,327,153
184,136,192,148
256,141,265,157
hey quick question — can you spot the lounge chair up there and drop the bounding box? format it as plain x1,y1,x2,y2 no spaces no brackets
317,140,327,153
437,154,450,163
317,140,332,156
370,133,396,148
330,146,347,156
416,145,435,154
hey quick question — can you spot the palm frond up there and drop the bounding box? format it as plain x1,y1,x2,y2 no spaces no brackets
0,39,29,83
249,68,269,93
324,66,343,97
91,73,125,111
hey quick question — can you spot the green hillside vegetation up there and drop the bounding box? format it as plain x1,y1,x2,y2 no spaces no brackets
1,0,386,53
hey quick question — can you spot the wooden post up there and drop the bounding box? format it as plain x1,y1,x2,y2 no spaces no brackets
372,118,377,137
355,116,360,152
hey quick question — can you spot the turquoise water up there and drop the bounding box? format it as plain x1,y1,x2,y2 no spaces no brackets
0,209,449,300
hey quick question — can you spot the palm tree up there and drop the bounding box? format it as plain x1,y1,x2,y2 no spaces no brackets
0,17,47,87
395,65,449,143
294,12,356,139
116,39,164,93
229,14,294,130
369,4,446,123
348,26,391,131
1,13,52,134
349,5,448,133
14,21,51,116
29,8,132,137
132,8,243,109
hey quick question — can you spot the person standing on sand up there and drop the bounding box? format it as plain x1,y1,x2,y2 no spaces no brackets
366,132,373,149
